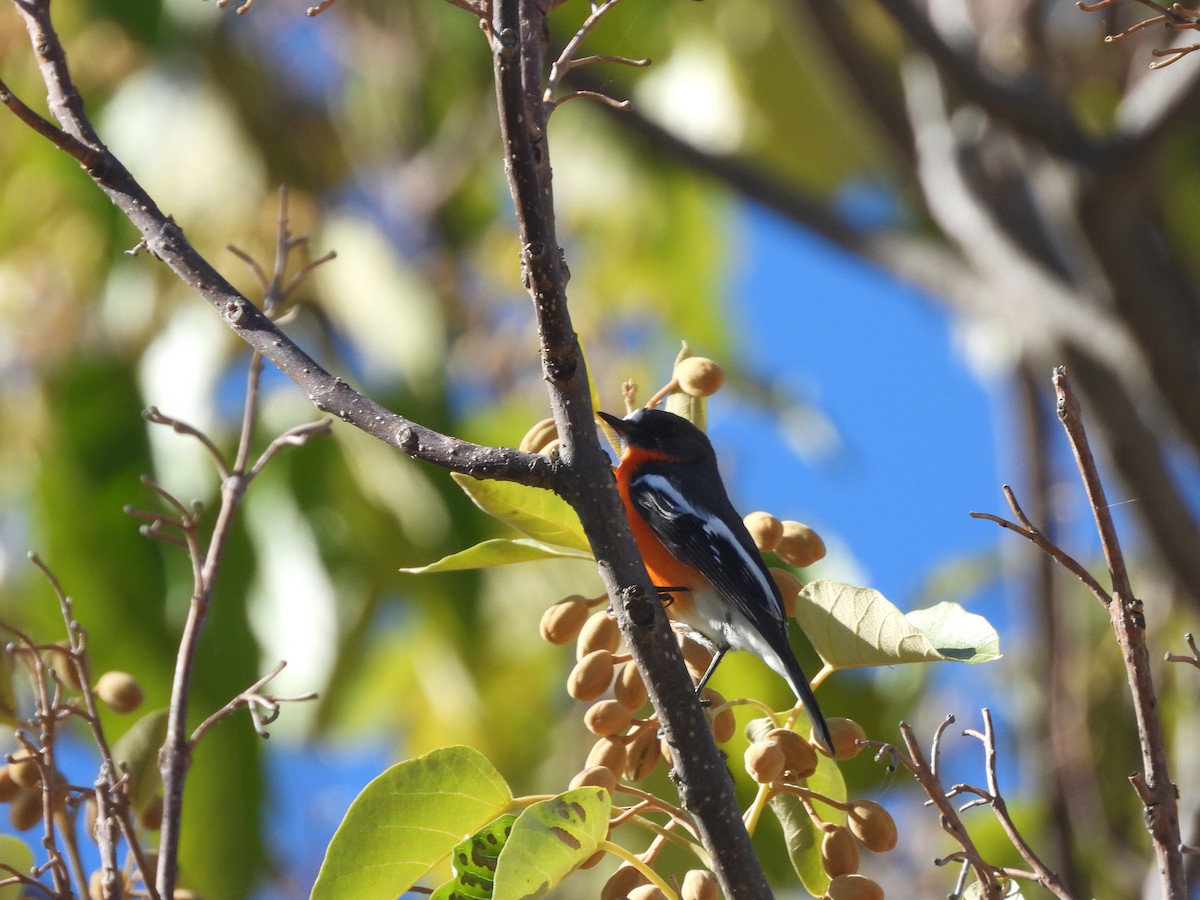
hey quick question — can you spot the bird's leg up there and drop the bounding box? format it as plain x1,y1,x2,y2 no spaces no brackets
693,647,728,704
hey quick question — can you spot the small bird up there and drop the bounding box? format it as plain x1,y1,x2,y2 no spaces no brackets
598,407,833,753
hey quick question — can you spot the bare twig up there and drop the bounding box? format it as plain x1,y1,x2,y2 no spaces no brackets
190,661,317,744
544,0,648,111
1052,366,1184,898
1165,632,1200,668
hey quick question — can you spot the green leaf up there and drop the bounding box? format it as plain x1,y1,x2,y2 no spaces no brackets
904,601,1001,663
311,746,513,900
765,747,846,897
110,708,167,812
430,814,518,900
963,880,1024,899
794,580,1001,670
400,538,592,574
0,835,33,900
450,474,590,553
491,787,612,900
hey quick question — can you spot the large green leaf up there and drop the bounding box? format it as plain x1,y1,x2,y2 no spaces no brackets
492,787,612,900
450,474,590,553
399,538,592,575
311,745,513,900
794,580,1001,670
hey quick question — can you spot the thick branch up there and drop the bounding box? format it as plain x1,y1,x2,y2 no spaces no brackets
490,1,773,896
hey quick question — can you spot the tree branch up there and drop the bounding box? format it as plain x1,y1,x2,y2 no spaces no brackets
3,0,557,493
489,1,773,895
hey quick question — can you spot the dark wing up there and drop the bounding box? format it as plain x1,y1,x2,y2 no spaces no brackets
627,465,789,645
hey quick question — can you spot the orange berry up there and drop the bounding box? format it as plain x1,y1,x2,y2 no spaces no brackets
821,825,860,877
613,662,648,711
584,699,633,737
824,873,884,900
744,512,783,552
577,611,621,659
847,799,897,853
675,356,724,398
568,650,615,702
776,521,826,568
540,596,590,644
818,717,866,761
744,740,785,784
766,728,818,781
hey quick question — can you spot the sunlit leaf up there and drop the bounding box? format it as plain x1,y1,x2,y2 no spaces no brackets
794,580,1001,670
450,474,589,553
311,746,513,900
399,538,592,575
430,814,517,900
963,879,1024,898
492,787,612,900
0,835,33,900
110,708,167,812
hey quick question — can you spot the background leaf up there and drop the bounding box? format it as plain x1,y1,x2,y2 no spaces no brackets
450,474,590,553
399,538,593,575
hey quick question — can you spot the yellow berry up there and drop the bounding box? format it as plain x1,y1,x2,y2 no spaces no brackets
824,873,884,900
568,650,615,702
821,825,860,877
675,356,724,397
613,662,648,711
584,699,634,737
586,736,628,777
847,799,898,853
7,750,41,791
678,634,715,684
519,417,558,453
539,596,590,645
623,724,661,782
9,789,41,831
744,511,784,552
681,869,720,900
775,521,826,568
769,567,804,618
601,863,649,900
0,766,22,802
744,740,785,784
765,728,818,781
569,765,619,794
627,886,669,900
817,717,866,761
576,611,621,660
96,671,144,714
702,688,736,744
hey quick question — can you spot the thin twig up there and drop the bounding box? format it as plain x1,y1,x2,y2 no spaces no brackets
1052,366,1183,898
189,661,317,745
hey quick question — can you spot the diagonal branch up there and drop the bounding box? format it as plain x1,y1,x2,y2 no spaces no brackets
3,0,557,494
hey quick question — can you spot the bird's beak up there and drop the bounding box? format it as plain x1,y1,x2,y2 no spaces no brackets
596,411,631,450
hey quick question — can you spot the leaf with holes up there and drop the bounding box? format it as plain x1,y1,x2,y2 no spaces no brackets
430,814,518,900
491,787,612,900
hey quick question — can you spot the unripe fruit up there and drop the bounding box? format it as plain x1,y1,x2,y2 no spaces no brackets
96,671,144,714
9,789,41,831
601,863,649,900
821,825,860,877
769,567,804,617
624,725,661,782
744,740,785,784
744,511,784,553
614,662,648,711
138,794,164,831
681,869,720,900
577,612,621,660
569,765,619,794
584,699,633,737
519,417,558,453
586,736,627,776
53,642,85,691
675,356,724,397
627,886,669,900
540,597,590,645
7,750,41,791
824,873,884,900
678,634,715,683
818,717,866,761
702,689,736,744
776,521,826,568
847,799,898,852
0,767,21,802
765,728,818,781
568,650,615,702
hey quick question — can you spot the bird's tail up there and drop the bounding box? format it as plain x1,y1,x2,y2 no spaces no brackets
782,654,834,755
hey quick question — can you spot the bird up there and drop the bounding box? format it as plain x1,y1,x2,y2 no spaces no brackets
597,407,833,753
